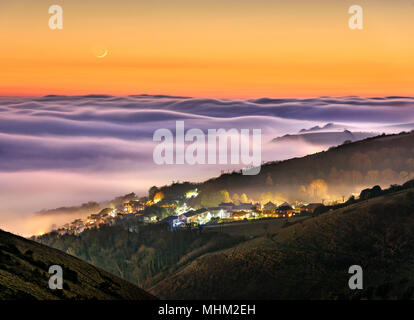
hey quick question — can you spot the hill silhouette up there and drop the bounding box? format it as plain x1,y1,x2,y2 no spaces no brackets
150,186,414,299
0,229,155,300
272,130,376,146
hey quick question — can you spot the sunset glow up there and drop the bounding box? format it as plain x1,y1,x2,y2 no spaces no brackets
1,0,413,97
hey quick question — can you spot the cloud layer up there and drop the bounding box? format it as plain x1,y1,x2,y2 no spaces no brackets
1,95,414,235
2,95,414,172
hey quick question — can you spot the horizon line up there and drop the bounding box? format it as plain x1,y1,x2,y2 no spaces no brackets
1,93,414,100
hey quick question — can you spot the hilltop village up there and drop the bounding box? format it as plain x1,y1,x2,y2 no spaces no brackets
46,131,414,237
55,188,325,236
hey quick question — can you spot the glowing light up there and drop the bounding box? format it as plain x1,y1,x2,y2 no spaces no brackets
153,191,165,204
185,189,199,199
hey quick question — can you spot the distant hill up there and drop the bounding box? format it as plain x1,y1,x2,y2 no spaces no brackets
157,131,414,206
0,230,155,300
272,130,377,146
299,123,347,133
36,202,101,216
150,186,414,299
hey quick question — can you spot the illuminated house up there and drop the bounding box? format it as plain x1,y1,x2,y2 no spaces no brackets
159,216,179,230
174,213,188,227
123,202,133,213
233,203,255,212
294,204,307,215
208,207,231,219
123,200,145,213
184,208,209,224
277,202,293,216
263,201,277,213
231,211,249,220
218,202,235,212
175,202,192,215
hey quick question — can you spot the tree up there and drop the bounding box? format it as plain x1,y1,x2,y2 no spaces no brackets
359,185,382,201
201,190,231,207
219,190,231,203
346,195,356,204
308,179,328,201
240,193,249,203
232,193,240,205
297,186,307,200
259,192,273,205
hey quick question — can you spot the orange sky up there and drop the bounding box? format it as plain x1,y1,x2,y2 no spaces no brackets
0,0,413,98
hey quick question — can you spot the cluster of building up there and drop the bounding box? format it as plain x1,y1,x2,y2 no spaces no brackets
122,199,146,213
261,201,323,218
159,201,323,230
54,189,324,236
57,209,116,235
56,199,149,235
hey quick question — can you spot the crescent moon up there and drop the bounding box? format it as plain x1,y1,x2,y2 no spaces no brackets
97,50,108,58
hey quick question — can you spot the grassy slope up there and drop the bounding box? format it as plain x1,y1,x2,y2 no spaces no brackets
203,216,310,238
0,230,156,300
150,189,414,299
36,224,245,291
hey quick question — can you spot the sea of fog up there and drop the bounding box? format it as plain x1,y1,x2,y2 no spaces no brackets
1,95,414,236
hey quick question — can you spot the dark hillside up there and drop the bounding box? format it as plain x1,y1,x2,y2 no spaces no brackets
150,188,414,299
0,230,155,300
35,223,244,291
